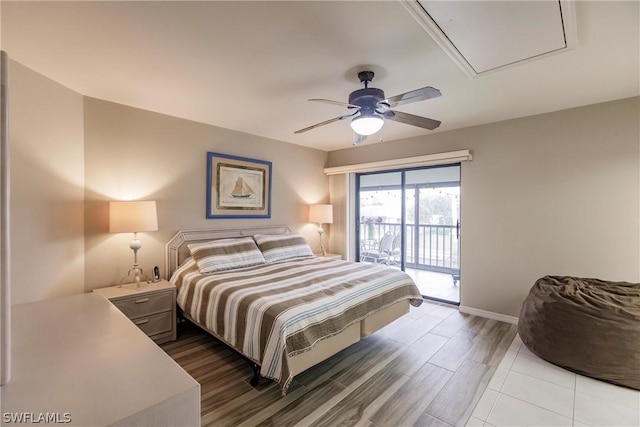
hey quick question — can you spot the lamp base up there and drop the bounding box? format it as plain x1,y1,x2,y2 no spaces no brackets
119,245,151,288
119,270,151,288
317,225,326,257
119,267,151,288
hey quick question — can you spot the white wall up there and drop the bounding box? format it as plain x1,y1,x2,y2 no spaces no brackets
9,61,85,304
328,97,640,317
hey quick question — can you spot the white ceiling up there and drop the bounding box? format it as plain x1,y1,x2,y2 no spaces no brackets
1,1,638,152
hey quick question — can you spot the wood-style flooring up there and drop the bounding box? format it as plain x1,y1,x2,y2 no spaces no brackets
161,301,517,427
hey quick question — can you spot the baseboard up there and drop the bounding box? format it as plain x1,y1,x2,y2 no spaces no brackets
458,305,519,325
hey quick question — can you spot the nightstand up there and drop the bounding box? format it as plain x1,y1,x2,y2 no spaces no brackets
315,253,342,260
93,280,177,344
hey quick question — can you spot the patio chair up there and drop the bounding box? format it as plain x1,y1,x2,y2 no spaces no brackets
360,233,394,264
388,233,401,266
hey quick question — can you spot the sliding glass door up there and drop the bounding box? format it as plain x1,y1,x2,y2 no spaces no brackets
356,164,461,305
357,171,403,267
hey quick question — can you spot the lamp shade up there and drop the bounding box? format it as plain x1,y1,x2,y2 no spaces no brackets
109,201,158,233
350,115,384,136
309,204,333,224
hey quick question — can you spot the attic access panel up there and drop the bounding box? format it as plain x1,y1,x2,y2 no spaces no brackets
403,1,577,77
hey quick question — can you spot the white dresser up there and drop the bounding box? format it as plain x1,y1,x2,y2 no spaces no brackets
1,292,200,426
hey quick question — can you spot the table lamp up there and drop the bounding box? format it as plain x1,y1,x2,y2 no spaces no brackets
309,204,333,256
109,200,158,288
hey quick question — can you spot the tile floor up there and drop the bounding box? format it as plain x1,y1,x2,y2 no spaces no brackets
405,268,460,303
467,333,640,427
360,261,460,304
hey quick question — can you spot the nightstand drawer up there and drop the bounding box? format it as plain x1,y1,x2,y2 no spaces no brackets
112,291,173,319
132,311,173,337
93,280,177,344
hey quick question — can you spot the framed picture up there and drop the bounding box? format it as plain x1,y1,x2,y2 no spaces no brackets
206,152,272,218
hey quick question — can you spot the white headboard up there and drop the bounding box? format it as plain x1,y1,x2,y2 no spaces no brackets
164,225,292,279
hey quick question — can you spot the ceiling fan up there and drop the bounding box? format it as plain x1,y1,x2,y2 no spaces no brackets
294,71,442,144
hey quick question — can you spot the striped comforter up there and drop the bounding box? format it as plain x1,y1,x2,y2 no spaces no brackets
171,256,423,392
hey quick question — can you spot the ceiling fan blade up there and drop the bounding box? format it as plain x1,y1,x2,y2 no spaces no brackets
384,87,442,107
309,98,359,109
353,133,368,145
294,111,358,134
386,110,441,130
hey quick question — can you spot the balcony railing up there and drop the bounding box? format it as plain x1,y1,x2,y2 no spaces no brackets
360,222,459,274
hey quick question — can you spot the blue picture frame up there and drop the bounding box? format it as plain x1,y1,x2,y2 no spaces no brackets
206,152,272,219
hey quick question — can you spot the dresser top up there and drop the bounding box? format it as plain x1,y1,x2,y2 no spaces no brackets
2,292,198,426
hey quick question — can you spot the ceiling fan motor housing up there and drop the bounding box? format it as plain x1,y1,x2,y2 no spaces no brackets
348,87,385,114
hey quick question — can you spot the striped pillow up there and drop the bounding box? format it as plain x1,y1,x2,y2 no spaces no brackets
188,237,266,274
253,233,314,263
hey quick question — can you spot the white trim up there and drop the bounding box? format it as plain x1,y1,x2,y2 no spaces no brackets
0,50,10,385
400,0,578,79
400,0,477,77
459,305,519,325
560,1,578,49
323,149,472,176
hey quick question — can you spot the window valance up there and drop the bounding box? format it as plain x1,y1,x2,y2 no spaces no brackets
323,150,472,175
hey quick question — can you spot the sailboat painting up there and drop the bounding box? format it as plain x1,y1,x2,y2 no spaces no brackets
206,152,272,218
219,166,262,207
230,177,254,199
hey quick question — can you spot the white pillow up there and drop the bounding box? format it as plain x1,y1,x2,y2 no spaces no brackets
187,237,265,274
253,233,314,263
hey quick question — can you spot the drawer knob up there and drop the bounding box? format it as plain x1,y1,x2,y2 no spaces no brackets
135,298,150,304
135,319,149,325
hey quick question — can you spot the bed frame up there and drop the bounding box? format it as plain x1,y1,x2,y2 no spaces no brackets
165,225,411,387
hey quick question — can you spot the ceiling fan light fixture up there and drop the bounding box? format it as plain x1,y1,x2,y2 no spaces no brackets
350,115,384,136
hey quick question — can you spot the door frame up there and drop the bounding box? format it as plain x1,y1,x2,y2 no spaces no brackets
355,163,461,304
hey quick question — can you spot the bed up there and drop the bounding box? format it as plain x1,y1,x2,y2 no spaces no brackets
165,225,423,393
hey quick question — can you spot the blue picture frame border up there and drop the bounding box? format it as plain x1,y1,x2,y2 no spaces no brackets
206,152,272,219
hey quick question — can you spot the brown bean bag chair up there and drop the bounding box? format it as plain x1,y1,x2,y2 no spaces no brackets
518,276,640,390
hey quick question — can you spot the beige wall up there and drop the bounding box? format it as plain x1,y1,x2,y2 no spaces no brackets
9,61,85,304
83,98,329,290
328,97,640,317
6,59,330,299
